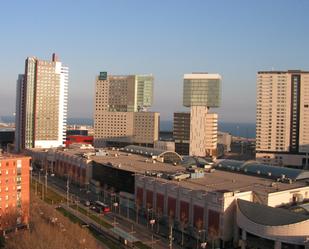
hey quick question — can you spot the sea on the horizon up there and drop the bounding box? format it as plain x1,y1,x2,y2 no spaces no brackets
160,120,256,139
0,116,256,139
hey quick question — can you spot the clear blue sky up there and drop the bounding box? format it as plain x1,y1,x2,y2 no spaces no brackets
0,0,309,122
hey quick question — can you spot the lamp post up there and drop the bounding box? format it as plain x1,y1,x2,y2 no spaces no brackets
200,242,207,249
113,202,119,228
66,177,70,206
45,168,48,194
149,219,156,249
169,224,173,249
197,229,206,249
147,207,152,228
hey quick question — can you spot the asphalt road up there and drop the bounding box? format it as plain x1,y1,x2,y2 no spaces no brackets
34,173,179,249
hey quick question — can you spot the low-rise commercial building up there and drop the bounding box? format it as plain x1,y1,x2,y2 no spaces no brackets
27,146,93,187
65,135,93,147
218,131,232,152
136,159,309,248
26,145,309,248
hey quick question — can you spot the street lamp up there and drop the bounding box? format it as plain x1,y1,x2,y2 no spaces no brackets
66,177,70,206
200,242,207,249
147,207,152,228
197,229,206,249
149,219,156,249
113,202,119,228
113,202,119,212
149,219,155,231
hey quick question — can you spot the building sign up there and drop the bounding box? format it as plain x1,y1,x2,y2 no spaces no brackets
99,71,107,80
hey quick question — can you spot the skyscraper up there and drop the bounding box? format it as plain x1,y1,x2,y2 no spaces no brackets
94,72,159,147
15,54,68,151
182,73,221,157
256,70,309,168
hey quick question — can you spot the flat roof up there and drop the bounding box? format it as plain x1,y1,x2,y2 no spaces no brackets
29,148,309,194
92,151,308,194
215,159,309,181
0,153,30,160
184,73,221,79
258,70,309,74
139,167,308,194
91,150,184,174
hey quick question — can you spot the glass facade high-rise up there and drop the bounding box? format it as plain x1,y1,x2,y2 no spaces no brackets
183,74,221,107
135,75,153,111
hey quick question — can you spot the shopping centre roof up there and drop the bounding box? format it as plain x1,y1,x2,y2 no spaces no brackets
237,199,309,226
215,159,309,181
121,145,182,164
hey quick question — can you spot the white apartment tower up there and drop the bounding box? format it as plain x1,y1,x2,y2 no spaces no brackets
15,54,68,151
256,70,309,168
183,73,221,157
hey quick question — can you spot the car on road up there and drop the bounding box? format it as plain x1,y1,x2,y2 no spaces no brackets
94,201,110,214
81,200,92,207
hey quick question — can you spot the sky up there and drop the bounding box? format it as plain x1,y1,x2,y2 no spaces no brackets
0,0,309,123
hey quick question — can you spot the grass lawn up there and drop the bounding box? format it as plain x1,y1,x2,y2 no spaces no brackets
57,207,121,249
56,207,85,225
31,180,66,204
70,205,113,229
133,241,152,249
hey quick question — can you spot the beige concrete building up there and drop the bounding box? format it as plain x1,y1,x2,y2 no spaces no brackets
183,73,221,157
15,54,68,151
189,107,218,157
256,70,309,168
133,112,159,144
94,72,159,147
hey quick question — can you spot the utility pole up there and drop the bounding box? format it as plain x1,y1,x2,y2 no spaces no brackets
45,169,48,194
35,179,38,195
169,225,173,249
66,177,70,206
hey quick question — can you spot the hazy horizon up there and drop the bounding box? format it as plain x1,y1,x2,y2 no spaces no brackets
1,1,309,123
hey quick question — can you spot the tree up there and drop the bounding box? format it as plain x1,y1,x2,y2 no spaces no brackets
4,195,103,249
0,236,5,248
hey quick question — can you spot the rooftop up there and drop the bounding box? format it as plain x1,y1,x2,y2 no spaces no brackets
29,147,309,194
215,159,309,181
121,145,182,164
258,70,309,74
91,150,184,174
147,167,308,194
238,199,309,226
0,153,30,160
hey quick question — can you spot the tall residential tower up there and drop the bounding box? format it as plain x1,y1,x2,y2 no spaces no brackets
15,54,68,151
256,70,309,168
